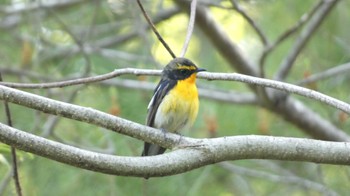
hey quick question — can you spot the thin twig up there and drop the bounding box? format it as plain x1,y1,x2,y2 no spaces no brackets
0,73,22,196
0,68,161,89
180,0,197,57
0,170,12,195
136,0,176,59
230,0,268,46
274,0,339,81
297,62,350,86
47,8,92,75
39,7,180,62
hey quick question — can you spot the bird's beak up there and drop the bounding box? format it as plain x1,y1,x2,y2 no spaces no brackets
196,68,206,72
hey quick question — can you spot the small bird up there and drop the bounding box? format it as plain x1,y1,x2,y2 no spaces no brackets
142,57,206,156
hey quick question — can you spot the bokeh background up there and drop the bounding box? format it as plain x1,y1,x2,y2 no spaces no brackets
1,0,350,195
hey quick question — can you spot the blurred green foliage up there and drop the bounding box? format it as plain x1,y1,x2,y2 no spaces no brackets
1,0,350,195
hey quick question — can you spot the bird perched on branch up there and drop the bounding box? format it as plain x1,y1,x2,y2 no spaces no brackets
142,57,206,156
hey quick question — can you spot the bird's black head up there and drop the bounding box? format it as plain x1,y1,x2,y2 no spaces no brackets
163,57,206,80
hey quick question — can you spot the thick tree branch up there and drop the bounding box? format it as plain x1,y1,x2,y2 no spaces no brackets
271,97,350,141
0,85,180,148
1,123,350,177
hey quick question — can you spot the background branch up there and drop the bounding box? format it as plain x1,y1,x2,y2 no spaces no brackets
229,0,268,46
180,0,197,57
274,0,339,81
297,62,350,86
259,0,324,68
219,162,338,196
0,73,22,196
136,0,176,59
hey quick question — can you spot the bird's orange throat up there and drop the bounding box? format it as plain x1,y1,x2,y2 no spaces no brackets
183,73,197,84
174,73,198,100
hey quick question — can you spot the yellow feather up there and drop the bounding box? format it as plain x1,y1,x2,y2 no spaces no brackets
156,73,199,133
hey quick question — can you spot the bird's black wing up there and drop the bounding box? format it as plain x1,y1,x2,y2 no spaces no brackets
146,78,176,127
142,78,176,157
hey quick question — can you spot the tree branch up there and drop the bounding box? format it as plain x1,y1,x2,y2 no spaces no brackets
39,7,180,62
0,69,161,89
0,0,84,14
180,0,197,57
297,62,350,86
274,0,339,81
229,0,268,46
1,70,350,114
136,0,176,59
259,0,323,68
0,85,180,148
0,73,22,196
173,0,347,141
219,162,338,195
1,122,350,177
174,0,259,77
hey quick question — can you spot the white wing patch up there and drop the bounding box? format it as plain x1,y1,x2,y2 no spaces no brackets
147,84,162,110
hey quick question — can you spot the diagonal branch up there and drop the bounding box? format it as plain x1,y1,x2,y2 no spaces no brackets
259,0,323,68
297,62,350,86
229,0,268,46
136,0,176,58
274,0,339,81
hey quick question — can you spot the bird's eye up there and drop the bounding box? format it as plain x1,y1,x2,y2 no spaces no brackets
180,69,188,75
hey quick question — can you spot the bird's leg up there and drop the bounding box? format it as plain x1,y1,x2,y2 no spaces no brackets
176,133,183,144
161,128,168,142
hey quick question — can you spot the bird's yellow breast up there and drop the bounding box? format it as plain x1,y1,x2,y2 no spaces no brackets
155,74,199,132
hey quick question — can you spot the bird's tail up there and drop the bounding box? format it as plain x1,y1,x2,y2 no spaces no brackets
142,142,166,156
